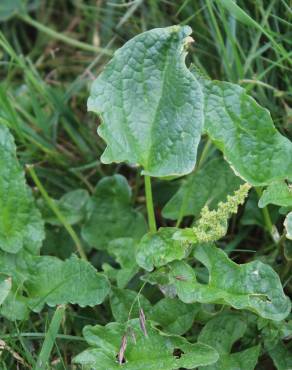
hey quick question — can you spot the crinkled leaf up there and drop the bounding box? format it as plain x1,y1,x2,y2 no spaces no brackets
88,26,203,177
107,238,139,288
82,175,147,250
136,227,191,271
201,77,292,186
0,275,11,305
284,212,292,240
26,255,110,311
169,245,290,321
0,125,44,254
110,287,151,323
269,342,292,370
39,189,89,225
163,156,242,220
74,319,219,370
198,312,260,369
149,297,199,335
259,181,292,208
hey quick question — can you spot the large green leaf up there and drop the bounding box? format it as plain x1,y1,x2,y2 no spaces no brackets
201,78,292,186
0,275,11,305
0,125,44,254
259,181,292,208
198,313,260,370
136,227,191,271
169,245,290,321
26,255,110,311
82,175,147,250
149,297,199,335
88,26,203,177
163,156,242,220
73,319,219,369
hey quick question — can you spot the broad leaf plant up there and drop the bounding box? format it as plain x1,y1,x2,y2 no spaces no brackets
1,25,291,369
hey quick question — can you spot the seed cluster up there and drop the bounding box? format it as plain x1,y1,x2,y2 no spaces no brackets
193,183,251,243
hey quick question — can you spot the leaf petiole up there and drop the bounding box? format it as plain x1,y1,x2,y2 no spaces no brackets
144,175,157,233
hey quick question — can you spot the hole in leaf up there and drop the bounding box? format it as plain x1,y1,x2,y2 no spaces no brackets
115,354,126,364
172,348,184,359
251,293,272,303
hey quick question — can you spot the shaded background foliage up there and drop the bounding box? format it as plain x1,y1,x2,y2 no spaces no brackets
0,0,291,369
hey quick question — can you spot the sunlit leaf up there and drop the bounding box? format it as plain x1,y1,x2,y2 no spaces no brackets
88,26,203,177
74,319,219,370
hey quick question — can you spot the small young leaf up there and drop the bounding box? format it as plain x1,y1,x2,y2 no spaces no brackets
88,26,203,177
82,175,147,250
198,313,260,370
136,227,191,271
201,78,292,186
0,125,44,254
26,255,110,311
169,245,290,321
163,156,242,220
74,319,219,370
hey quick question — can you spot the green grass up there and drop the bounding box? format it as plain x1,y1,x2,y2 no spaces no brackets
0,1,291,368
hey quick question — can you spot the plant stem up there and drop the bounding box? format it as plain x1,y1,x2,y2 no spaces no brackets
35,305,66,370
144,175,156,233
27,165,88,261
255,187,273,234
18,14,113,55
